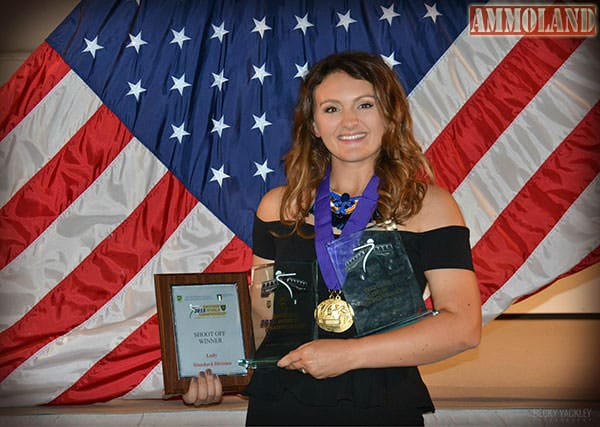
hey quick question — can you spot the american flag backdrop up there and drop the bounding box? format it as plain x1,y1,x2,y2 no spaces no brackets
0,0,598,406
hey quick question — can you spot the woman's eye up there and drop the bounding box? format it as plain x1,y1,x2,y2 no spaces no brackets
324,106,338,113
358,102,373,109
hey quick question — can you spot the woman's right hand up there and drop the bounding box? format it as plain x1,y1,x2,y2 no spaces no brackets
182,369,223,406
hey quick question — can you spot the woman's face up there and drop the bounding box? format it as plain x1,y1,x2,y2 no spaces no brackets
312,71,386,169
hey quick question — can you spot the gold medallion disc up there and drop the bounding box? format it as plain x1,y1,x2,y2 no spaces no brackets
314,293,354,333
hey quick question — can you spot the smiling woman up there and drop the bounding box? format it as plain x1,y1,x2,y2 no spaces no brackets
184,51,482,427
311,72,385,171
283,51,435,231
247,51,481,426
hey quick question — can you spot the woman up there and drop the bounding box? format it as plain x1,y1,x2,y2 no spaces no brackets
183,51,482,426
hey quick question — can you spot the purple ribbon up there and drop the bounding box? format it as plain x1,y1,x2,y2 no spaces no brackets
314,169,379,291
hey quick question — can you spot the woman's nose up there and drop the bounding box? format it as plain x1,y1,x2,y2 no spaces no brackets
341,110,359,128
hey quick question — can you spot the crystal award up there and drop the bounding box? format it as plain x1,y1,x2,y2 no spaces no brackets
239,260,319,368
326,224,436,337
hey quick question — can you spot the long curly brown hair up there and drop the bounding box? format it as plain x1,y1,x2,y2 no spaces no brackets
280,51,434,235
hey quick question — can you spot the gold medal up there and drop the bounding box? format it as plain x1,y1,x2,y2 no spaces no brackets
314,292,354,333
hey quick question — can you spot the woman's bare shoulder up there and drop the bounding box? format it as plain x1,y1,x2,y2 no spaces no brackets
412,184,466,231
256,186,285,222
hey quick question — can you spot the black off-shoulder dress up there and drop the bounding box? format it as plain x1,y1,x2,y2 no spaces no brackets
244,216,474,426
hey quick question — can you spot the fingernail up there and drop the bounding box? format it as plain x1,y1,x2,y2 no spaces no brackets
206,369,212,376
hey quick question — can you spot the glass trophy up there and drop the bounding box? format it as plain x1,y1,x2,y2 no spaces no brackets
326,224,436,337
239,260,319,369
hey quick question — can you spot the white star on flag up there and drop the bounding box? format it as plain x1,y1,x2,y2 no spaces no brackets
252,113,272,134
211,70,228,91
381,52,401,68
209,165,230,187
170,28,191,48
169,122,190,143
423,3,442,23
252,17,272,38
126,32,148,53
380,4,400,25
294,62,309,80
126,79,146,101
294,13,314,35
211,116,230,137
169,74,191,95
82,36,103,58
336,10,357,31
251,64,272,84
254,160,274,181
210,22,229,42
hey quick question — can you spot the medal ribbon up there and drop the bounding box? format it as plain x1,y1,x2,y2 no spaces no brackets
314,169,379,291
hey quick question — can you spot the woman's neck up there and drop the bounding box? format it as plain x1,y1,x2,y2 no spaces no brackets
329,164,375,197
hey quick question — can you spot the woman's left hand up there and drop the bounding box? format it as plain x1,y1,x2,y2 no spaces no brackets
277,339,355,379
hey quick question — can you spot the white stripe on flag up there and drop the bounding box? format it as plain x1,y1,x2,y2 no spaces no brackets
0,198,235,406
482,175,600,322
410,29,519,150
455,37,600,246
0,71,102,206
126,363,164,399
0,138,166,331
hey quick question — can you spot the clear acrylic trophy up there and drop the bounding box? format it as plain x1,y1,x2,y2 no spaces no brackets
239,260,319,369
326,224,437,337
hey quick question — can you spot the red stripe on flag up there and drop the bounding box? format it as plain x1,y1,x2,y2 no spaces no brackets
51,237,252,404
426,37,583,192
0,105,132,268
203,235,253,273
473,102,600,303
0,173,198,382
0,43,70,142
50,316,163,405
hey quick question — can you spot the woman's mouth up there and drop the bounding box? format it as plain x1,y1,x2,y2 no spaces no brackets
338,132,367,141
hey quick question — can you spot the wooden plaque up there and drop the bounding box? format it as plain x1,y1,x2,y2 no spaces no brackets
154,272,255,395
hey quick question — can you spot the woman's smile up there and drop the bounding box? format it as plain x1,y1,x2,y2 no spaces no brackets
338,132,367,141
312,71,386,167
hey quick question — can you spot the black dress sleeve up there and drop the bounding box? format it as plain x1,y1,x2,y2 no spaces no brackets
252,214,276,260
417,225,474,271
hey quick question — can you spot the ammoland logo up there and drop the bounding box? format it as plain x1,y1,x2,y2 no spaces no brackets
469,4,597,36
